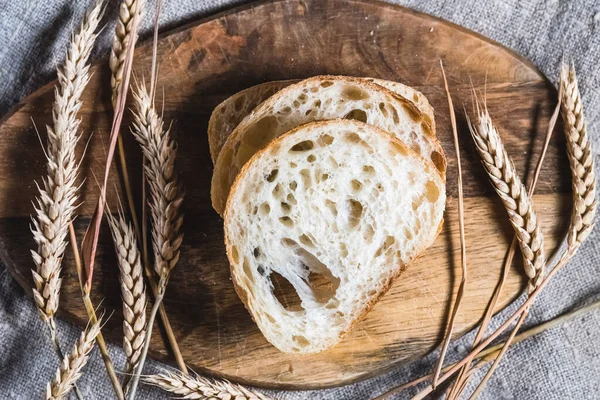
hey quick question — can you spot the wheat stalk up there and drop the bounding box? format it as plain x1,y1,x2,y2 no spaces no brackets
560,63,597,253
143,369,273,400
45,317,102,400
110,0,145,104
467,105,546,292
106,207,147,389
127,81,185,399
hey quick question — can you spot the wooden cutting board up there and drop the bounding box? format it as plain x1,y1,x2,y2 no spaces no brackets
0,0,570,390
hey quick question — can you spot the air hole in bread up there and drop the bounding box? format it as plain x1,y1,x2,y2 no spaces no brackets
345,132,362,144
374,235,395,258
253,247,261,258
363,165,375,175
307,154,316,163
287,193,297,205
281,202,291,214
266,169,278,182
318,134,334,146
389,140,408,156
257,265,266,276
404,227,413,240
318,173,329,183
368,289,377,296
300,169,311,188
281,238,297,247
431,150,445,173
310,86,319,93
289,181,298,191
363,224,375,243
348,199,363,228
279,216,294,228
342,86,370,100
321,81,333,88
351,180,363,192
293,100,301,108
375,183,384,192
289,162,297,168
290,140,314,152
314,99,322,107
271,271,303,311
390,106,400,124
272,183,283,199
339,242,348,258
231,245,240,264
299,234,314,248
325,199,338,216
298,93,308,103
379,102,388,117
219,106,226,114
280,106,292,114
243,258,254,284
259,202,271,216
425,181,440,202
242,116,278,148
304,109,312,116
412,199,421,211
408,172,416,184
410,130,418,141
344,109,368,123
292,335,310,347
413,93,419,102
411,142,421,153
332,222,339,233
265,313,276,323
234,95,245,111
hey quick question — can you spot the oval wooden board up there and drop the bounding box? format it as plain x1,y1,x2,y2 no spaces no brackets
0,0,570,390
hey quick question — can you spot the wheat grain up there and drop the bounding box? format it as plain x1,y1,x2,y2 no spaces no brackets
467,106,546,292
143,369,273,400
106,207,147,388
110,0,145,104
560,63,597,252
30,0,103,359
131,83,184,281
45,318,102,400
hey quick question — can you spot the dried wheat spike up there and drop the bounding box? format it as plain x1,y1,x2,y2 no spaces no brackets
31,0,103,323
131,84,184,279
143,369,273,400
45,318,102,400
467,106,546,292
560,64,597,252
110,0,145,104
106,208,147,388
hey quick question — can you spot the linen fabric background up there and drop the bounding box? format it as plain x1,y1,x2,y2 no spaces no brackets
1,0,600,398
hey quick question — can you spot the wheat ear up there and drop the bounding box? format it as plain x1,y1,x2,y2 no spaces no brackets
106,206,147,389
30,4,103,394
467,106,546,292
127,82,184,399
143,369,273,400
45,317,102,400
560,63,597,253
110,0,145,103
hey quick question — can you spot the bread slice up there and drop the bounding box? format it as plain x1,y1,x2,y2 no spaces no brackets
208,80,295,164
224,119,446,354
212,75,446,215
208,78,436,164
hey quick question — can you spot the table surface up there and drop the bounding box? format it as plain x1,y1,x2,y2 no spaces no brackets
1,0,599,399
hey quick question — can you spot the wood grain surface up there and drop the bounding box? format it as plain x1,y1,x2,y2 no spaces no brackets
0,0,570,390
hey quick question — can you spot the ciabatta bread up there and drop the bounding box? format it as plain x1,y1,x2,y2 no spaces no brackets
208,78,436,164
224,119,446,354
212,75,446,215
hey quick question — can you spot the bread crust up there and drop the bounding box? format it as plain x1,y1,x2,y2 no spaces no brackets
212,75,447,216
223,119,446,354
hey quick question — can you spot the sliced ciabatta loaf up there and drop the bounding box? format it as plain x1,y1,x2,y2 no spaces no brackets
212,75,446,215
208,80,294,163
208,78,436,164
224,119,446,354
